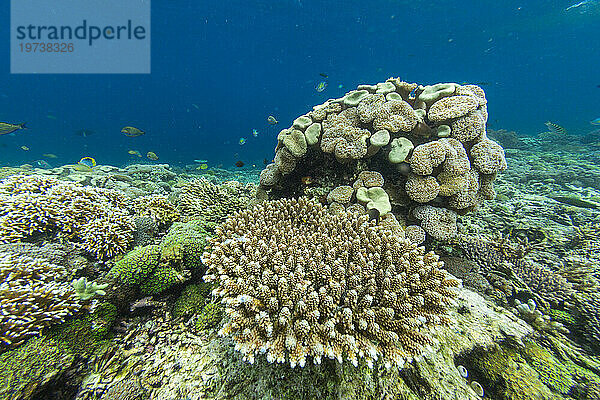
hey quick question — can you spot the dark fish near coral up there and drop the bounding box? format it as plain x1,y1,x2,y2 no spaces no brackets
235,160,244,167
319,72,328,78
0,122,27,135
75,129,95,137
368,208,380,224
267,116,278,125
545,121,567,135
121,126,145,137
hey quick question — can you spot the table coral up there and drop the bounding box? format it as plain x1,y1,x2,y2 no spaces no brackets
203,197,458,368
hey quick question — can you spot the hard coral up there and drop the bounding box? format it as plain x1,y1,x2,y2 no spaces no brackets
178,178,256,225
0,175,133,260
0,250,83,350
204,198,458,368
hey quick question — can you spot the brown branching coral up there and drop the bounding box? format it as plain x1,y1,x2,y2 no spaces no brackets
0,175,134,260
0,249,83,350
178,178,256,224
203,198,458,369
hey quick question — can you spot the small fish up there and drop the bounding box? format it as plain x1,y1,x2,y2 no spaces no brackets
78,157,97,168
43,153,58,159
75,129,95,137
368,208,380,224
267,115,278,125
315,81,328,93
235,160,244,167
194,159,208,163
591,118,600,125
34,160,51,169
128,150,142,157
121,126,145,137
338,84,343,89
66,164,92,172
239,137,247,145
192,103,200,110
0,122,27,136
319,72,328,78
46,115,58,120
545,121,567,135
147,151,159,160
198,163,208,170
408,87,418,100
566,0,593,11
252,129,259,138
21,145,29,151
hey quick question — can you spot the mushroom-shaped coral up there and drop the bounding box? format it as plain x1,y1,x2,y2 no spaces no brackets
356,187,392,216
327,185,355,204
353,171,384,189
427,96,479,122
203,198,458,368
388,137,414,164
405,174,440,203
470,139,508,174
321,109,371,160
372,100,418,133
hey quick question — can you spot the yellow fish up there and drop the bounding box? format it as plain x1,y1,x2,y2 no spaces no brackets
78,157,97,168
197,163,208,170
0,122,27,136
128,150,142,157
43,153,58,159
121,126,145,137
147,151,159,161
267,115,278,125
20,146,29,151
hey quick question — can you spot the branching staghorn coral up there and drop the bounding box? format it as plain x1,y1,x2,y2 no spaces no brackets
178,178,256,224
0,250,83,350
203,197,458,368
0,175,134,260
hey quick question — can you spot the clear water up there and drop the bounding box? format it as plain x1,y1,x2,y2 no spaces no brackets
1,0,599,167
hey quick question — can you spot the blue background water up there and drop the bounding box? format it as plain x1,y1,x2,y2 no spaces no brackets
0,0,599,168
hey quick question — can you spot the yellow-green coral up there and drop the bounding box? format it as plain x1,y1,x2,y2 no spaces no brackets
172,283,212,320
131,194,180,226
195,302,222,331
110,222,209,295
160,221,208,271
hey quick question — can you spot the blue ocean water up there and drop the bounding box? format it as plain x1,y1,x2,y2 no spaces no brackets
0,0,599,168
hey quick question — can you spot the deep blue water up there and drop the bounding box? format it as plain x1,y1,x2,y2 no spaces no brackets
1,0,599,168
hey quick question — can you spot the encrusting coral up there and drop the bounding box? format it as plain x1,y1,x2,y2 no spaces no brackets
203,197,458,369
259,78,507,242
0,175,134,260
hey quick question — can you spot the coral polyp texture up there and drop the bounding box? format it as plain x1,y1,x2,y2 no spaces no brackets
0,175,134,260
0,250,83,350
203,197,458,368
178,178,257,224
259,78,506,241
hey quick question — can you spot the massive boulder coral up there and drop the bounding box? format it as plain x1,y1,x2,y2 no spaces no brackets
203,197,458,368
258,78,506,241
0,175,134,260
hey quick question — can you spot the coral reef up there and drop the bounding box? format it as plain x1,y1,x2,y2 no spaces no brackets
0,175,134,260
110,221,209,295
259,78,506,241
178,178,257,225
0,249,84,350
203,197,458,368
131,194,180,226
